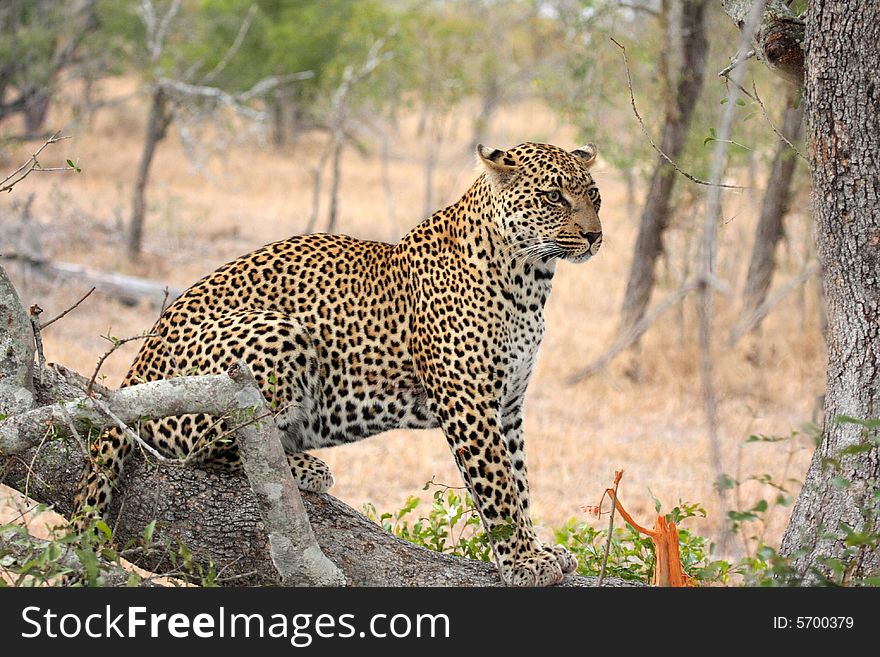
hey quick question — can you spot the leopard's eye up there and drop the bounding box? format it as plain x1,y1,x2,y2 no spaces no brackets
545,190,562,204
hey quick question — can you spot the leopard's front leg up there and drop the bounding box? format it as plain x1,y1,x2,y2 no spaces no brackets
438,394,562,586
502,400,578,576
410,277,572,585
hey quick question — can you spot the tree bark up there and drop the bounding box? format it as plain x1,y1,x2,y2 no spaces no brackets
1,439,630,587
720,0,805,85
227,362,345,586
326,136,344,233
733,86,804,340
778,0,880,583
0,267,35,415
128,87,172,257
618,0,709,335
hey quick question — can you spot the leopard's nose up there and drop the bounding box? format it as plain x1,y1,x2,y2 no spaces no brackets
580,231,602,247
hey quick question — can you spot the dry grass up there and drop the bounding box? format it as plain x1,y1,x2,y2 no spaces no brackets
1,78,825,560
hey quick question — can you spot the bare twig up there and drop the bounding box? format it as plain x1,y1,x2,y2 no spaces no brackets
57,403,88,458
597,471,624,587
87,333,156,395
140,0,182,62
202,4,258,85
40,287,96,330
28,305,46,385
89,397,167,462
24,425,54,500
718,48,756,78
159,286,171,317
182,405,280,466
749,81,807,162
611,38,744,190
0,132,75,194
718,72,808,163
158,73,314,122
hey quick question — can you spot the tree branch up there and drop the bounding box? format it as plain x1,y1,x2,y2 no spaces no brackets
0,132,74,194
226,361,345,586
611,38,744,190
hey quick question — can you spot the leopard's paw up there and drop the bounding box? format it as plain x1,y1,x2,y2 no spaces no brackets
503,549,565,587
287,452,335,493
545,543,578,574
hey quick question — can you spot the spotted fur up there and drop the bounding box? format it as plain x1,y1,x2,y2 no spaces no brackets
76,141,603,586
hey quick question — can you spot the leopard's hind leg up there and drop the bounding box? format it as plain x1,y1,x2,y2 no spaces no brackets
74,310,331,527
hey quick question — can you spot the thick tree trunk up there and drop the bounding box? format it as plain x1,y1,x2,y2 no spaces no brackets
270,96,284,147
128,88,172,257
618,0,708,334
779,0,880,583
734,86,804,338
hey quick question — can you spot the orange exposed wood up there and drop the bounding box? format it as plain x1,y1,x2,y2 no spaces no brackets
594,474,695,587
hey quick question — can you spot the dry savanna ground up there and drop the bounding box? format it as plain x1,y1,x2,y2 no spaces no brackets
1,77,826,560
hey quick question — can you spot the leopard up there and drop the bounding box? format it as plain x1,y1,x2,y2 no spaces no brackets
76,141,604,587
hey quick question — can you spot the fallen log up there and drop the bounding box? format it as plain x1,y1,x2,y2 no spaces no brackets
1,252,182,306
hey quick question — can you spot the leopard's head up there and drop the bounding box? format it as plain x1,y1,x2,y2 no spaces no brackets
477,141,602,264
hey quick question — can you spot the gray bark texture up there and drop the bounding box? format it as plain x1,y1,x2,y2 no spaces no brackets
779,0,880,582
0,359,342,586
226,361,345,586
720,0,805,85
618,0,708,334
0,267,35,415
733,86,804,340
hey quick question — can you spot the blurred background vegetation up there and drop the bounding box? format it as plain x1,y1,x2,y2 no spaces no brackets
1,0,823,575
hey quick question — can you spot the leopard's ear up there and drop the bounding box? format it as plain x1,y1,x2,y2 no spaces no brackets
572,143,598,168
477,144,518,187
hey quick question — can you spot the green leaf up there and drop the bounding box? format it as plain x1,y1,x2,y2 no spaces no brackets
648,488,662,513
834,415,880,429
46,542,63,563
746,434,788,443
728,510,758,522
839,443,878,457
143,520,156,546
715,474,737,492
